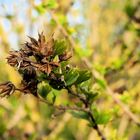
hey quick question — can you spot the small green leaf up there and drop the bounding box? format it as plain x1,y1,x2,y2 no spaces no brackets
76,70,92,84
47,91,56,104
75,46,92,57
112,58,124,69
54,40,67,56
92,106,111,125
46,0,58,9
35,4,46,14
78,80,92,93
35,0,58,15
78,80,92,95
57,14,67,25
95,112,111,124
87,92,98,103
124,2,135,17
38,81,52,98
0,121,6,136
94,63,106,75
96,78,107,89
69,111,89,120
52,94,56,104
64,69,79,86
37,73,48,81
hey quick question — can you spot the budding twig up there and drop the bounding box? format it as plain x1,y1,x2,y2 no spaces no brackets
50,11,140,127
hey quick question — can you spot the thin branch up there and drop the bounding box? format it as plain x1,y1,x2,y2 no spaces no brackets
36,94,89,113
66,87,88,107
106,87,140,127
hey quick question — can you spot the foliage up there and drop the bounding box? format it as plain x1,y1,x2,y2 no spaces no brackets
0,0,140,140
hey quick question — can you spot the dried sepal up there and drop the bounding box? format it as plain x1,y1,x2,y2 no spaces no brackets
28,36,38,47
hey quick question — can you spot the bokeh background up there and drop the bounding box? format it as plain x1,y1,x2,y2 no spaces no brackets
0,0,140,140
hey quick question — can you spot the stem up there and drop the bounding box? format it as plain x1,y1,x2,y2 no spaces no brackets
88,111,106,140
66,87,88,107
67,87,107,140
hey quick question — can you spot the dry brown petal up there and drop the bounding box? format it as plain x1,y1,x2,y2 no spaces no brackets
38,32,45,46
37,32,55,57
40,37,54,56
49,61,59,67
28,36,38,47
25,42,39,53
59,51,72,61
38,63,52,74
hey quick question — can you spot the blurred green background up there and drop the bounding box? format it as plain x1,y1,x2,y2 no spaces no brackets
0,0,140,140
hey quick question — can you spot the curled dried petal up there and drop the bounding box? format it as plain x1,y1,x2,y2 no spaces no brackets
28,36,38,47
59,52,72,61
0,82,16,98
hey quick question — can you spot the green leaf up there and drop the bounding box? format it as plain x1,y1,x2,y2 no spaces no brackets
35,0,58,15
96,78,107,89
112,58,124,69
92,106,111,125
69,111,89,120
37,73,48,81
54,40,67,56
46,0,58,9
94,63,106,75
124,1,135,17
0,119,6,136
47,91,56,104
96,112,111,124
64,69,79,86
78,80,92,94
76,70,92,84
77,80,98,103
87,92,98,103
35,4,46,14
57,14,67,25
38,81,52,98
78,80,92,92
75,46,92,57
52,94,56,104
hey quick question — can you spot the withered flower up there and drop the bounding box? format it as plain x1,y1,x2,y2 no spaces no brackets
0,82,16,98
3,32,72,97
